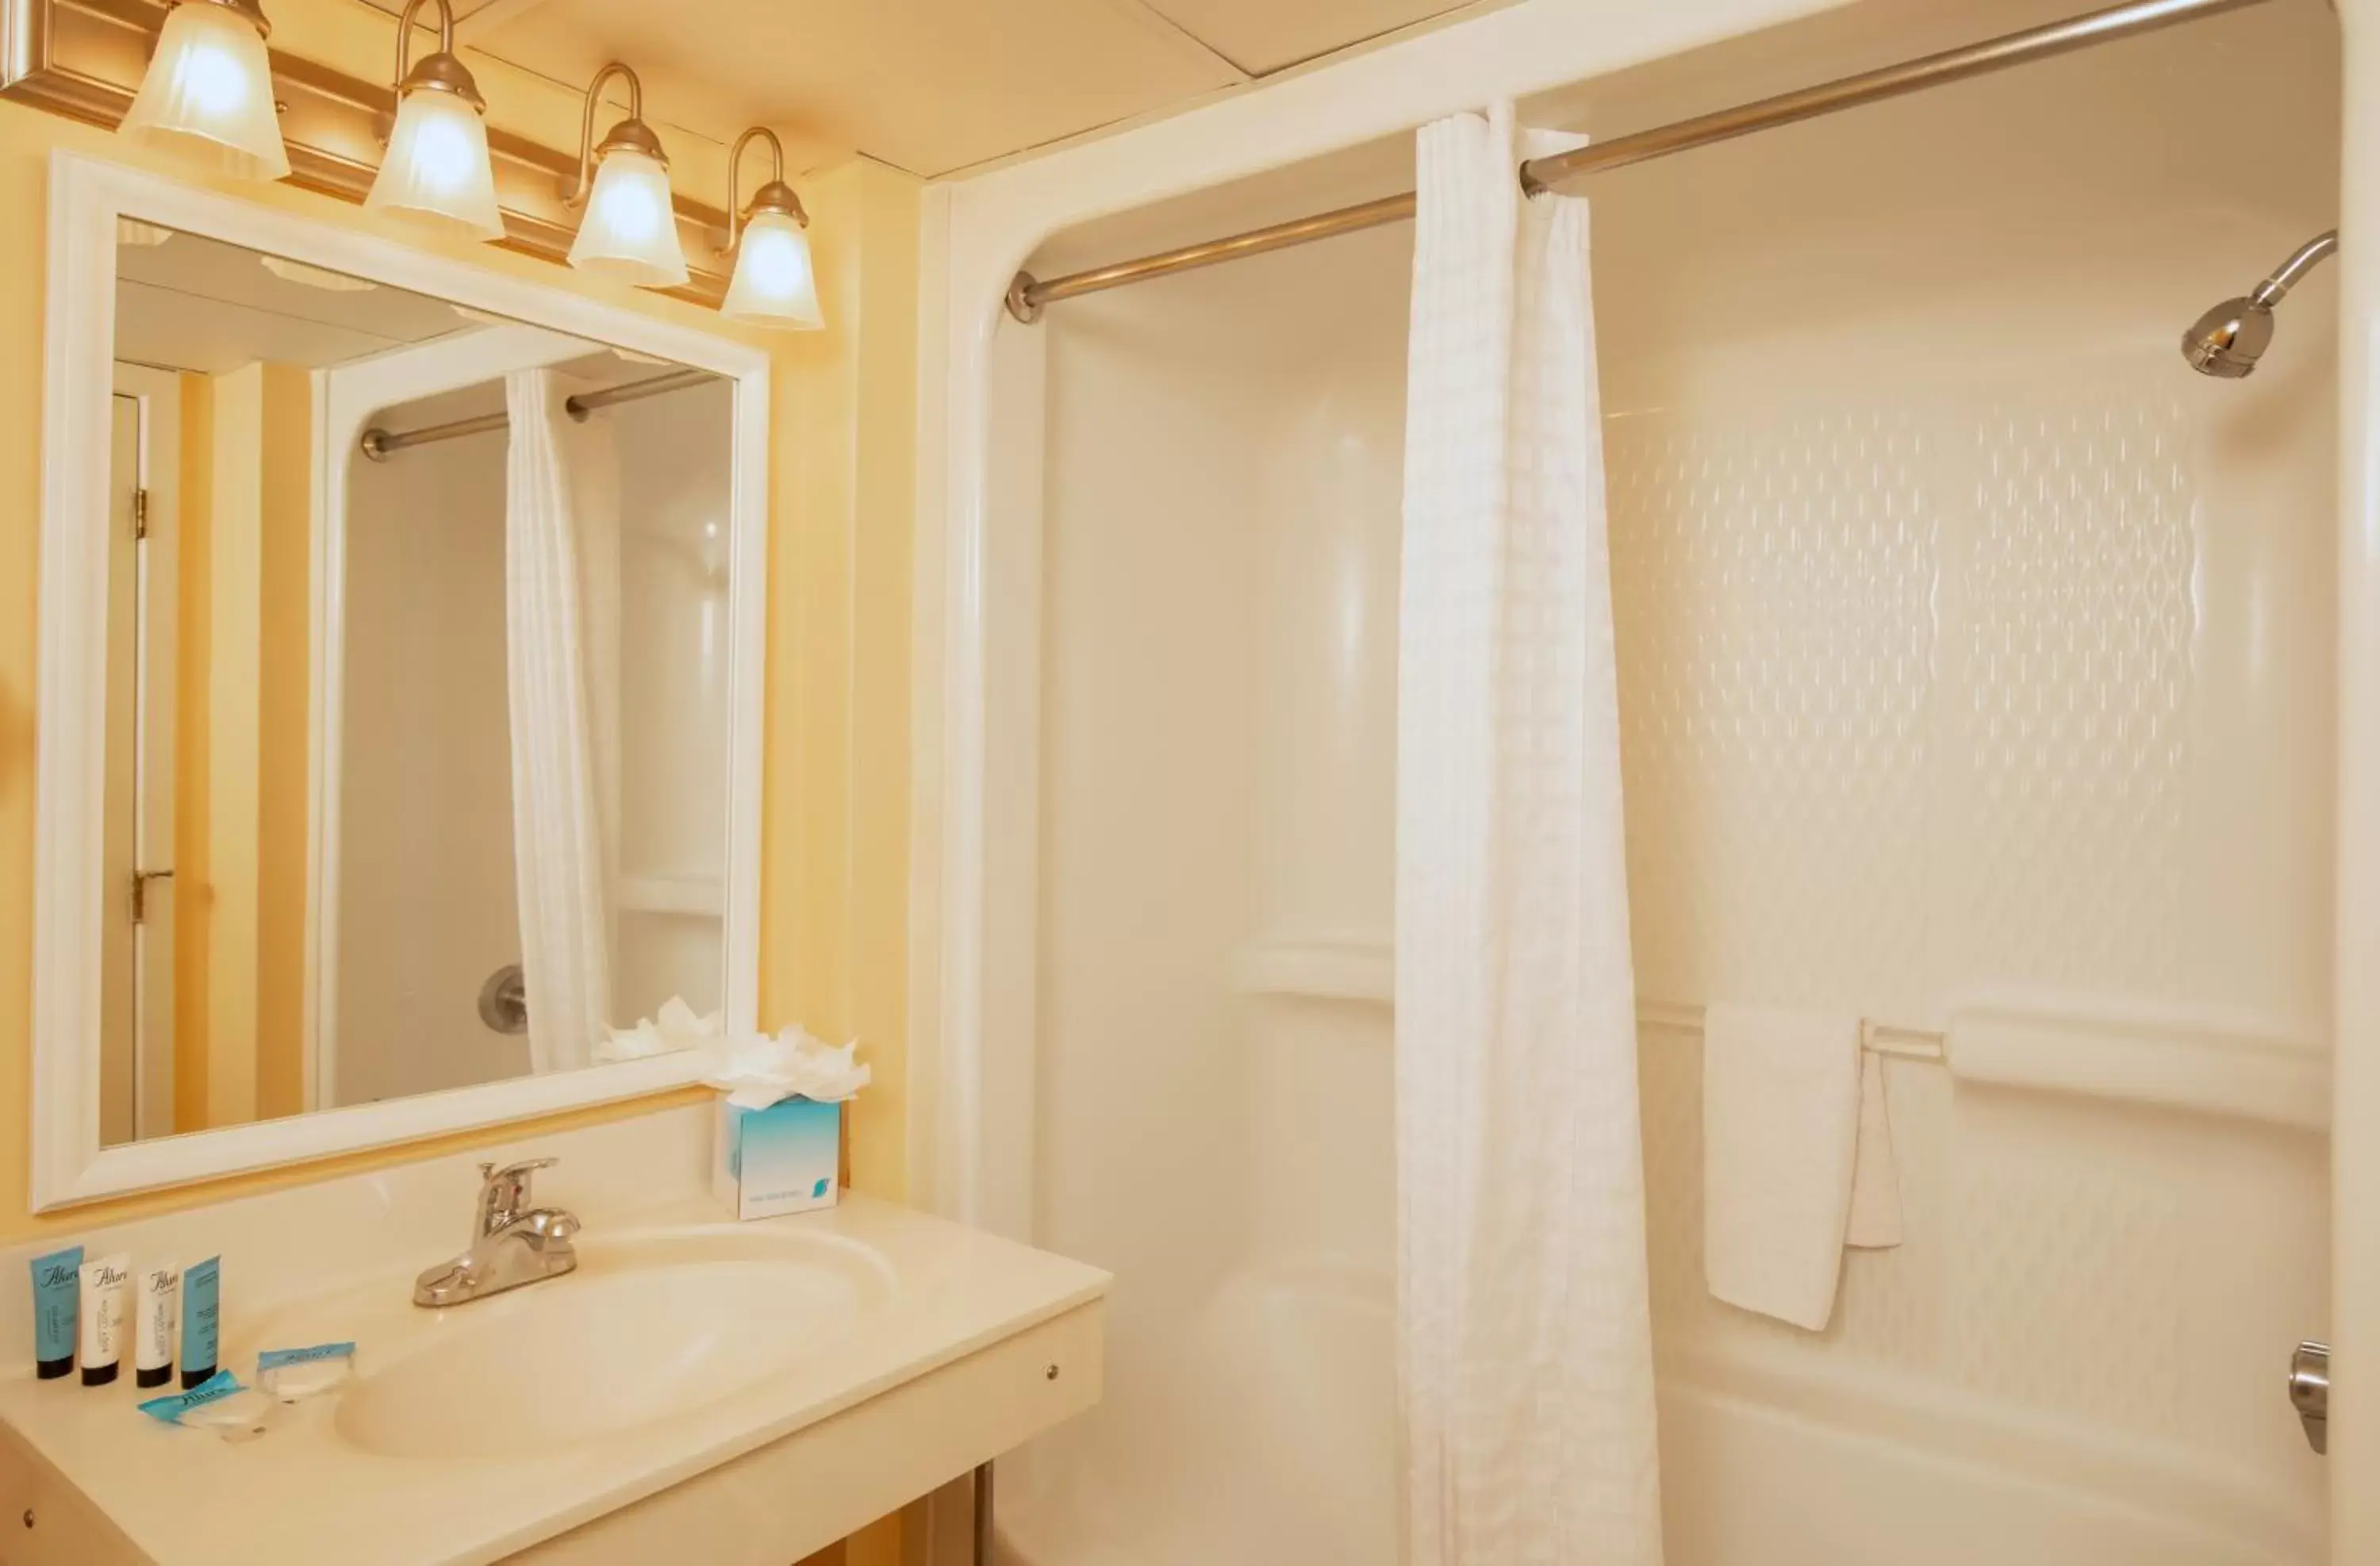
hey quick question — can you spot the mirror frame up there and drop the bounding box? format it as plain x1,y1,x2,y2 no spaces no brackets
31,151,770,1210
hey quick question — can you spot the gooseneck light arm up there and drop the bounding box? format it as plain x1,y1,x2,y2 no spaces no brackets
566,60,647,208
721,124,809,254
725,126,782,251
391,0,455,86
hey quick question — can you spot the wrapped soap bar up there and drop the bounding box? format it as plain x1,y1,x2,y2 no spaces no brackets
139,1371,276,1442
256,1342,356,1402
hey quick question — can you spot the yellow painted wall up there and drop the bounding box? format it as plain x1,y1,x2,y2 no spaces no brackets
761,155,919,1205
254,362,313,1123
183,356,311,1132
750,158,919,1566
0,4,919,1231
200,363,263,1128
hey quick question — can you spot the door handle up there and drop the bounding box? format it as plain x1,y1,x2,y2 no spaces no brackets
129,868,174,925
2290,1341,2328,1455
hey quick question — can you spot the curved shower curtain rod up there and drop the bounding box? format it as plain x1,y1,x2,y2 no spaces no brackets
1005,0,2281,323
358,367,716,461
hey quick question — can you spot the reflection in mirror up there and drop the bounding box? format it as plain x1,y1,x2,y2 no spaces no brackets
104,223,734,1148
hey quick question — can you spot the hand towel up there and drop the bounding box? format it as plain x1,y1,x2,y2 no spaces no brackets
1844,1050,1904,1249
1702,1004,1864,1330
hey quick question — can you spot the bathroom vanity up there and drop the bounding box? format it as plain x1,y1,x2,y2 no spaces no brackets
0,1109,1107,1564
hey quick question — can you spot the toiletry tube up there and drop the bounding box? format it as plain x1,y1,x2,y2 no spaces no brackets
77,1253,129,1387
28,1245,81,1380
136,1265,180,1389
179,1257,219,1390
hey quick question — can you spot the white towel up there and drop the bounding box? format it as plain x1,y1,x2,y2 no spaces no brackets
1702,1004,1899,1330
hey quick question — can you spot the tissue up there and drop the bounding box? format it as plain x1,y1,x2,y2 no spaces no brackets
598,996,724,1063
702,1025,870,1111
708,1025,867,1219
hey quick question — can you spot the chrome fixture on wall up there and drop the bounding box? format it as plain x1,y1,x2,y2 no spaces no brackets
2182,229,2340,378
366,0,501,240
476,965,528,1036
2289,1340,2328,1454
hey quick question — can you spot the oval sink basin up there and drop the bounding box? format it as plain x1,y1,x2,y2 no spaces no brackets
298,1228,893,1460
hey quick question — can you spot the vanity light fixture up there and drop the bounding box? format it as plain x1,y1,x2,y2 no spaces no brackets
365,0,504,240
562,62,688,289
720,128,823,330
118,0,290,182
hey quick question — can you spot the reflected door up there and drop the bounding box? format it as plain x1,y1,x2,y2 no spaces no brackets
105,370,181,1146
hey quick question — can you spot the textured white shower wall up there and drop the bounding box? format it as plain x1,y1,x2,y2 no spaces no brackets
610,378,737,1024
337,398,525,1105
992,2,2338,1561
334,377,731,1107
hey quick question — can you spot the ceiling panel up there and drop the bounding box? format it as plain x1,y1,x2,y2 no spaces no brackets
116,228,472,373
1140,0,1488,75
401,0,1247,178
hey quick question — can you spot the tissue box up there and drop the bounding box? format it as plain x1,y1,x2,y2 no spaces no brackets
713,1097,842,1220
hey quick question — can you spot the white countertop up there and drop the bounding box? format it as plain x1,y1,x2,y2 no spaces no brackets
0,1193,1110,1565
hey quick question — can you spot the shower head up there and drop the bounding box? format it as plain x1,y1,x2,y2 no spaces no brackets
2182,228,2338,378
2182,296,2274,379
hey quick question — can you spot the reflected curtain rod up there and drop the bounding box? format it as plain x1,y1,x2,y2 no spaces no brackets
1004,0,2277,321
358,367,716,460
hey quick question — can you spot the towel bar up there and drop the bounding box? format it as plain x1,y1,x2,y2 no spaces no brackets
1637,1001,1947,1063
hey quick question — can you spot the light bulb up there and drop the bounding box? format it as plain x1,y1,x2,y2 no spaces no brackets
367,86,504,240
120,2,290,182
721,209,823,329
567,148,688,288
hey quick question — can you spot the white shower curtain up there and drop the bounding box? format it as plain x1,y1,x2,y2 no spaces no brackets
1395,105,1664,1566
505,368,619,1074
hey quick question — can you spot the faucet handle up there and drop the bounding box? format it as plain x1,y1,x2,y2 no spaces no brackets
476,1157,559,1233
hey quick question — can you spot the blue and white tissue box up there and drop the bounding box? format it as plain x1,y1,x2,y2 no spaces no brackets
713,1097,841,1220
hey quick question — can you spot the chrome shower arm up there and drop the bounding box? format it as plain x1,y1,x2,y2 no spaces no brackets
2251,229,2340,309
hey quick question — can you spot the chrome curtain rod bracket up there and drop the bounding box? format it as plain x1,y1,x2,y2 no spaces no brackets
359,367,717,459
1004,0,2278,323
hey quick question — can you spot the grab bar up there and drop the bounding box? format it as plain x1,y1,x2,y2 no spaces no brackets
1636,1000,1946,1063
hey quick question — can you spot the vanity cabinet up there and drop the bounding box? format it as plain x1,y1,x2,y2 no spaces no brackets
517,1303,1102,1565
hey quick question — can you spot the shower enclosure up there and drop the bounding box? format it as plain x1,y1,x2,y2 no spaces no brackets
332,370,733,1107
916,0,2363,1560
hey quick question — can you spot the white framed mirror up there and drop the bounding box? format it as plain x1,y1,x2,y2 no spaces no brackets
31,152,770,1209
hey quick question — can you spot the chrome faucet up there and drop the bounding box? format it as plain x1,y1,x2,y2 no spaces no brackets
413,1157,582,1307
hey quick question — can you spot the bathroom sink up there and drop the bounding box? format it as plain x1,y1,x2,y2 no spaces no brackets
3,1192,1106,1566
248,1227,896,1461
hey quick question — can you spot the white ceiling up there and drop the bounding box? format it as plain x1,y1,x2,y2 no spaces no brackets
114,227,474,373
114,228,706,380
367,0,1509,178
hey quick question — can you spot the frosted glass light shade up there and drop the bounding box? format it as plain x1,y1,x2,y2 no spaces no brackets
120,2,290,182
566,148,688,288
722,210,823,329
367,87,504,240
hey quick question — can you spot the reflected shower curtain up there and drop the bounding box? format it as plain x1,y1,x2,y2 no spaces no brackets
1395,105,1663,1566
504,368,619,1074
